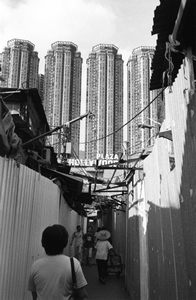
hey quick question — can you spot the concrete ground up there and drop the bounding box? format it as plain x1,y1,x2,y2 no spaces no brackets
82,259,131,300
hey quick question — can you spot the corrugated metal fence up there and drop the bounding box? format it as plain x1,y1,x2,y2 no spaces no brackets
125,52,196,300
0,156,81,300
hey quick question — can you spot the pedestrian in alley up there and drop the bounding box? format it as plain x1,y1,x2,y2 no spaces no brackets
83,225,94,266
70,225,84,264
101,226,112,244
28,224,88,300
95,229,113,284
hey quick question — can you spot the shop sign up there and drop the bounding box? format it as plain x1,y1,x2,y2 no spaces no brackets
67,153,119,167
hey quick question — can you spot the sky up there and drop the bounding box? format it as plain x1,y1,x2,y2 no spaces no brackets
0,0,159,149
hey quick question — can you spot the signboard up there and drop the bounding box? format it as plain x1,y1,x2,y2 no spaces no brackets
67,154,119,167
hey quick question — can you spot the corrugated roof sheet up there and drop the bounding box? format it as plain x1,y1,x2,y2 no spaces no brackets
150,0,196,90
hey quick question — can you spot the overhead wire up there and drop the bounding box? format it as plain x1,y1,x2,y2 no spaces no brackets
80,87,165,146
47,87,165,151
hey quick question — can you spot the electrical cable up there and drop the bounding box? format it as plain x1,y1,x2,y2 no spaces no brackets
80,87,165,146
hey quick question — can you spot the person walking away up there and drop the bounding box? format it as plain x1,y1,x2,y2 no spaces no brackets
70,225,84,263
83,226,94,266
28,224,88,300
95,229,113,284
101,226,112,244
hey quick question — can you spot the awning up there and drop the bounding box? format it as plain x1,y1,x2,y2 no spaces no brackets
41,167,83,196
41,166,93,207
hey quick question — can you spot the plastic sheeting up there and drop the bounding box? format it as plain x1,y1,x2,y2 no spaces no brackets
0,98,22,159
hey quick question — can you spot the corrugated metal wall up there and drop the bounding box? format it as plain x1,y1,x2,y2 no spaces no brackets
125,52,196,300
126,170,147,300
166,51,196,299
104,206,126,264
144,139,188,300
58,193,85,257
112,207,127,263
0,156,82,300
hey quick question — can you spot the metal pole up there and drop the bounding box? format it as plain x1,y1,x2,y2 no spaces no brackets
22,111,93,147
22,125,62,147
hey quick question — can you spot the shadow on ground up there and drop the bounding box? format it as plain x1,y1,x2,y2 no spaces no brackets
82,262,130,300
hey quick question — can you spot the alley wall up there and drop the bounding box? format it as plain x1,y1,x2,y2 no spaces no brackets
104,207,127,264
125,53,196,300
0,156,82,300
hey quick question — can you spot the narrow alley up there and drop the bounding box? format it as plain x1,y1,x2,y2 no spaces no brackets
1,1,196,300
82,261,131,300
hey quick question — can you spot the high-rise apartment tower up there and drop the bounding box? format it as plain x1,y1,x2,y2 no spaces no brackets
127,46,164,155
38,74,44,103
85,44,124,160
44,42,83,157
0,39,39,88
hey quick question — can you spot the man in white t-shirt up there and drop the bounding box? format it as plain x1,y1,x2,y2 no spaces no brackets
28,224,88,300
70,225,84,263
